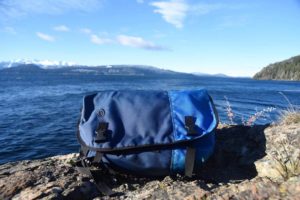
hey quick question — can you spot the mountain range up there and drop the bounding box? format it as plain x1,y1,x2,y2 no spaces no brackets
0,59,231,78
0,59,76,69
0,60,189,77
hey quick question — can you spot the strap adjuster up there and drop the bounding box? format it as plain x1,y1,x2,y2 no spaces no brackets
185,116,197,135
95,122,109,143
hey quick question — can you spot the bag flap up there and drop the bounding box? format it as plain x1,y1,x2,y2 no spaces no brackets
77,90,218,151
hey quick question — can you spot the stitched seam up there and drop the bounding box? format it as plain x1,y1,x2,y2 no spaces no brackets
167,91,176,173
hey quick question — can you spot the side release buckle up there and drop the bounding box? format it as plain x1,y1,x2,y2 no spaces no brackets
185,116,197,136
95,122,109,143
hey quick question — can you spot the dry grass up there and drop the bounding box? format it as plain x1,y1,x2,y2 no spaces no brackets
278,92,300,125
271,140,300,180
270,93,300,180
279,110,300,125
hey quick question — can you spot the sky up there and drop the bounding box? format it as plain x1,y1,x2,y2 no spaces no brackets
0,0,300,77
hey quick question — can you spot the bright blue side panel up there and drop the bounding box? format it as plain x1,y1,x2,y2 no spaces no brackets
170,132,215,173
194,132,215,167
168,89,217,173
171,147,186,173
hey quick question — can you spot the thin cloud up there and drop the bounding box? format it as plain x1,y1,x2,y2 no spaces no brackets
81,29,168,51
153,30,167,39
80,28,92,34
137,0,144,3
36,32,55,42
90,34,113,45
191,3,224,15
191,3,241,15
80,29,112,44
117,35,167,51
150,1,243,28
150,0,188,28
2,26,17,34
53,25,70,32
0,0,103,20
219,15,249,29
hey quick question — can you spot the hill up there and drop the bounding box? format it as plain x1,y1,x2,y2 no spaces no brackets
253,55,300,81
193,72,230,78
0,63,192,78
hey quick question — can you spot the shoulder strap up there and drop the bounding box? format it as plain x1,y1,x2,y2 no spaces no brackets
75,153,116,196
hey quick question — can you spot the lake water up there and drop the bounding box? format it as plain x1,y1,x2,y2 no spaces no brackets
0,72,299,164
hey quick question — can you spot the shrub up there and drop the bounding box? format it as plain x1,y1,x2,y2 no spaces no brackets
223,96,276,126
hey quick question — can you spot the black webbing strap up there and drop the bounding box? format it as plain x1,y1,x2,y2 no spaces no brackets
75,156,115,196
184,116,197,177
93,152,103,163
79,146,89,157
185,146,196,177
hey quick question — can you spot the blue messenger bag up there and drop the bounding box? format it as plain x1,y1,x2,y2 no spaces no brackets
76,89,218,195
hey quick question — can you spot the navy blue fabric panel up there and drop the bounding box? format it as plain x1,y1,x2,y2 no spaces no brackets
87,149,172,176
80,118,97,147
82,93,97,122
80,90,173,149
79,93,99,147
104,150,172,176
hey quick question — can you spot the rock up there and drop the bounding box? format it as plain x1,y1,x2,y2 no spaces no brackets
50,186,63,194
0,122,299,200
255,123,300,181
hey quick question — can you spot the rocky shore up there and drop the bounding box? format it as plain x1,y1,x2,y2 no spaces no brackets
1,121,299,200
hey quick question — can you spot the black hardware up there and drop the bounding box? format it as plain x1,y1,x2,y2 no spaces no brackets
185,116,197,135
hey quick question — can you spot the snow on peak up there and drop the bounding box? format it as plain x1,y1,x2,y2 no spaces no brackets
37,60,77,68
0,59,77,69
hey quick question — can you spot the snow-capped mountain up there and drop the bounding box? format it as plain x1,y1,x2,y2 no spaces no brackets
0,59,193,77
0,59,77,69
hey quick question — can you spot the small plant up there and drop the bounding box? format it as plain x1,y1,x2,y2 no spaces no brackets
278,92,300,125
245,107,276,126
67,159,76,166
280,110,300,125
224,96,235,125
223,96,276,126
271,140,300,180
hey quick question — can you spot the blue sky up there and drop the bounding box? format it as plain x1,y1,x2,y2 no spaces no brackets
1,0,300,76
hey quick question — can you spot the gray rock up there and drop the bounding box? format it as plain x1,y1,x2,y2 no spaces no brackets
255,123,300,181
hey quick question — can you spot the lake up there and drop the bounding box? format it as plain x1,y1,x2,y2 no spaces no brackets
0,71,299,164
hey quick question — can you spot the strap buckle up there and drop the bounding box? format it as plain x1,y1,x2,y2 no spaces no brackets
95,122,109,143
185,116,197,135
